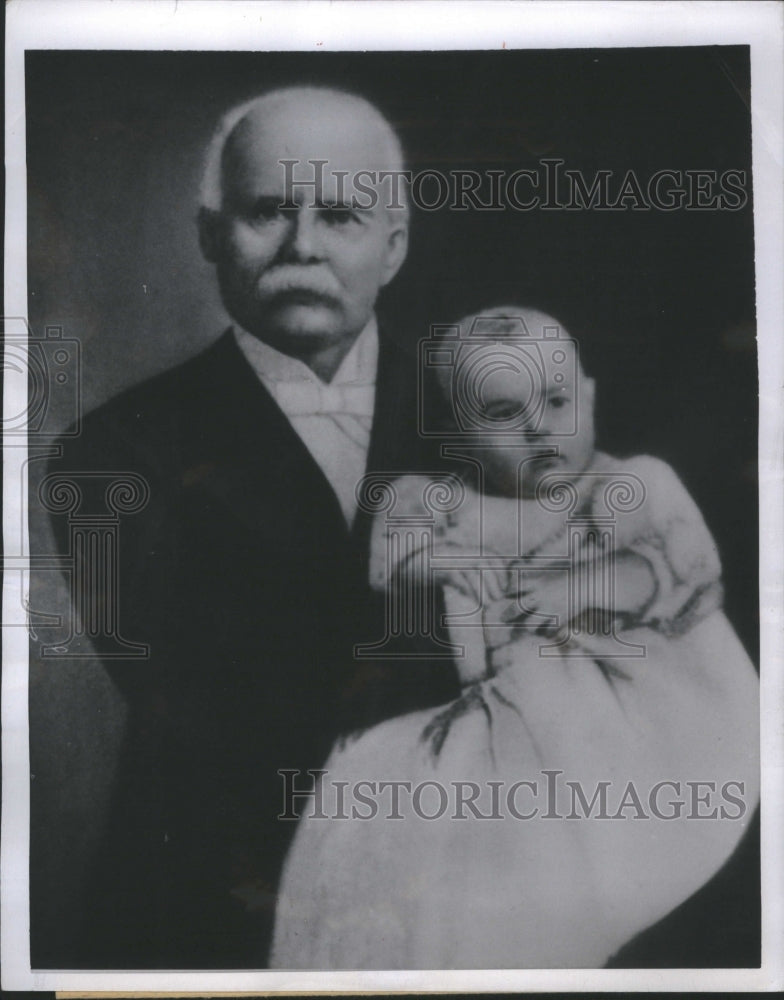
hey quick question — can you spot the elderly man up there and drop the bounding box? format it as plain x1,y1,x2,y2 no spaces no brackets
44,87,458,968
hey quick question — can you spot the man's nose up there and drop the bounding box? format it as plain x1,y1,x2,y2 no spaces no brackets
281,208,322,262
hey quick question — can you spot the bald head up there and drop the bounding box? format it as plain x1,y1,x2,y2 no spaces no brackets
197,87,409,380
201,87,406,213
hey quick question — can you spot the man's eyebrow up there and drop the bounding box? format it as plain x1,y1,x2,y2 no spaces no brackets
252,194,294,210
254,195,374,214
314,198,374,214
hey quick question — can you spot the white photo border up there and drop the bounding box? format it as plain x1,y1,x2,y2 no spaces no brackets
3,0,782,992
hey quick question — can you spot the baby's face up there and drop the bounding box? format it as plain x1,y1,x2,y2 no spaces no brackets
456,320,596,499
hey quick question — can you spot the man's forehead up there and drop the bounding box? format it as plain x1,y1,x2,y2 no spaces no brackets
221,91,403,200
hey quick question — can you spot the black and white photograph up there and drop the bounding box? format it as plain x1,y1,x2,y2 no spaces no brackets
2,0,782,992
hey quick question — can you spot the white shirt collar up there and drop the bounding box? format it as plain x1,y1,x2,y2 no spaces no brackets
233,317,379,528
234,315,379,391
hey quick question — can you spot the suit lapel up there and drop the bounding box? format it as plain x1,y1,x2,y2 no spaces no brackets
184,330,350,548
184,327,428,560
365,330,411,476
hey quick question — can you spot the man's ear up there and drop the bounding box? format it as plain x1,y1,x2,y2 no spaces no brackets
198,207,223,263
582,375,596,410
379,215,409,288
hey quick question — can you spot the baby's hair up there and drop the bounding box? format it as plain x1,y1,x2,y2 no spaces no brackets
457,303,595,374
428,303,595,431
456,303,571,342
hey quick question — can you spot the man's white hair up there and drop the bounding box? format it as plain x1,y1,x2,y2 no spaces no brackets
199,86,406,212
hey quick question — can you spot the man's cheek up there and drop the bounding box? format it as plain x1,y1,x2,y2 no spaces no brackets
346,258,387,297
227,225,276,264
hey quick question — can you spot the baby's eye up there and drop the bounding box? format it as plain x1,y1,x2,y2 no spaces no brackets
484,403,520,420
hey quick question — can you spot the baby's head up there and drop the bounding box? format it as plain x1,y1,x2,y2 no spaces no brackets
438,305,596,498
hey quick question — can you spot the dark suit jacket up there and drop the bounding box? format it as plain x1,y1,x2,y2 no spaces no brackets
37,327,459,969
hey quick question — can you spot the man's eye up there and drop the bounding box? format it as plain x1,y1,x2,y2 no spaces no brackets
320,207,356,226
251,202,290,222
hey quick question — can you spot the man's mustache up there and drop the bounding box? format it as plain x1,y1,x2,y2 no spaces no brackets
255,266,342,302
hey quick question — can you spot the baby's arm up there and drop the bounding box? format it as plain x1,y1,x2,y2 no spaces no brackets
369,475,495,683
593,550,657,615
594,455,723,634
495,457,721,636
514,550,658,627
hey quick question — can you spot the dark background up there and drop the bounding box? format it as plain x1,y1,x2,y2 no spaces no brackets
26,46,758,658
26,46,759,967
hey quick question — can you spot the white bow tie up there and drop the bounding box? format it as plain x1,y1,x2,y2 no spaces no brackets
269,380,376,420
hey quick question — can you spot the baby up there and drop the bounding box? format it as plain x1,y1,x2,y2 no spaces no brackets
370,304,724,688
270,306,758,970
